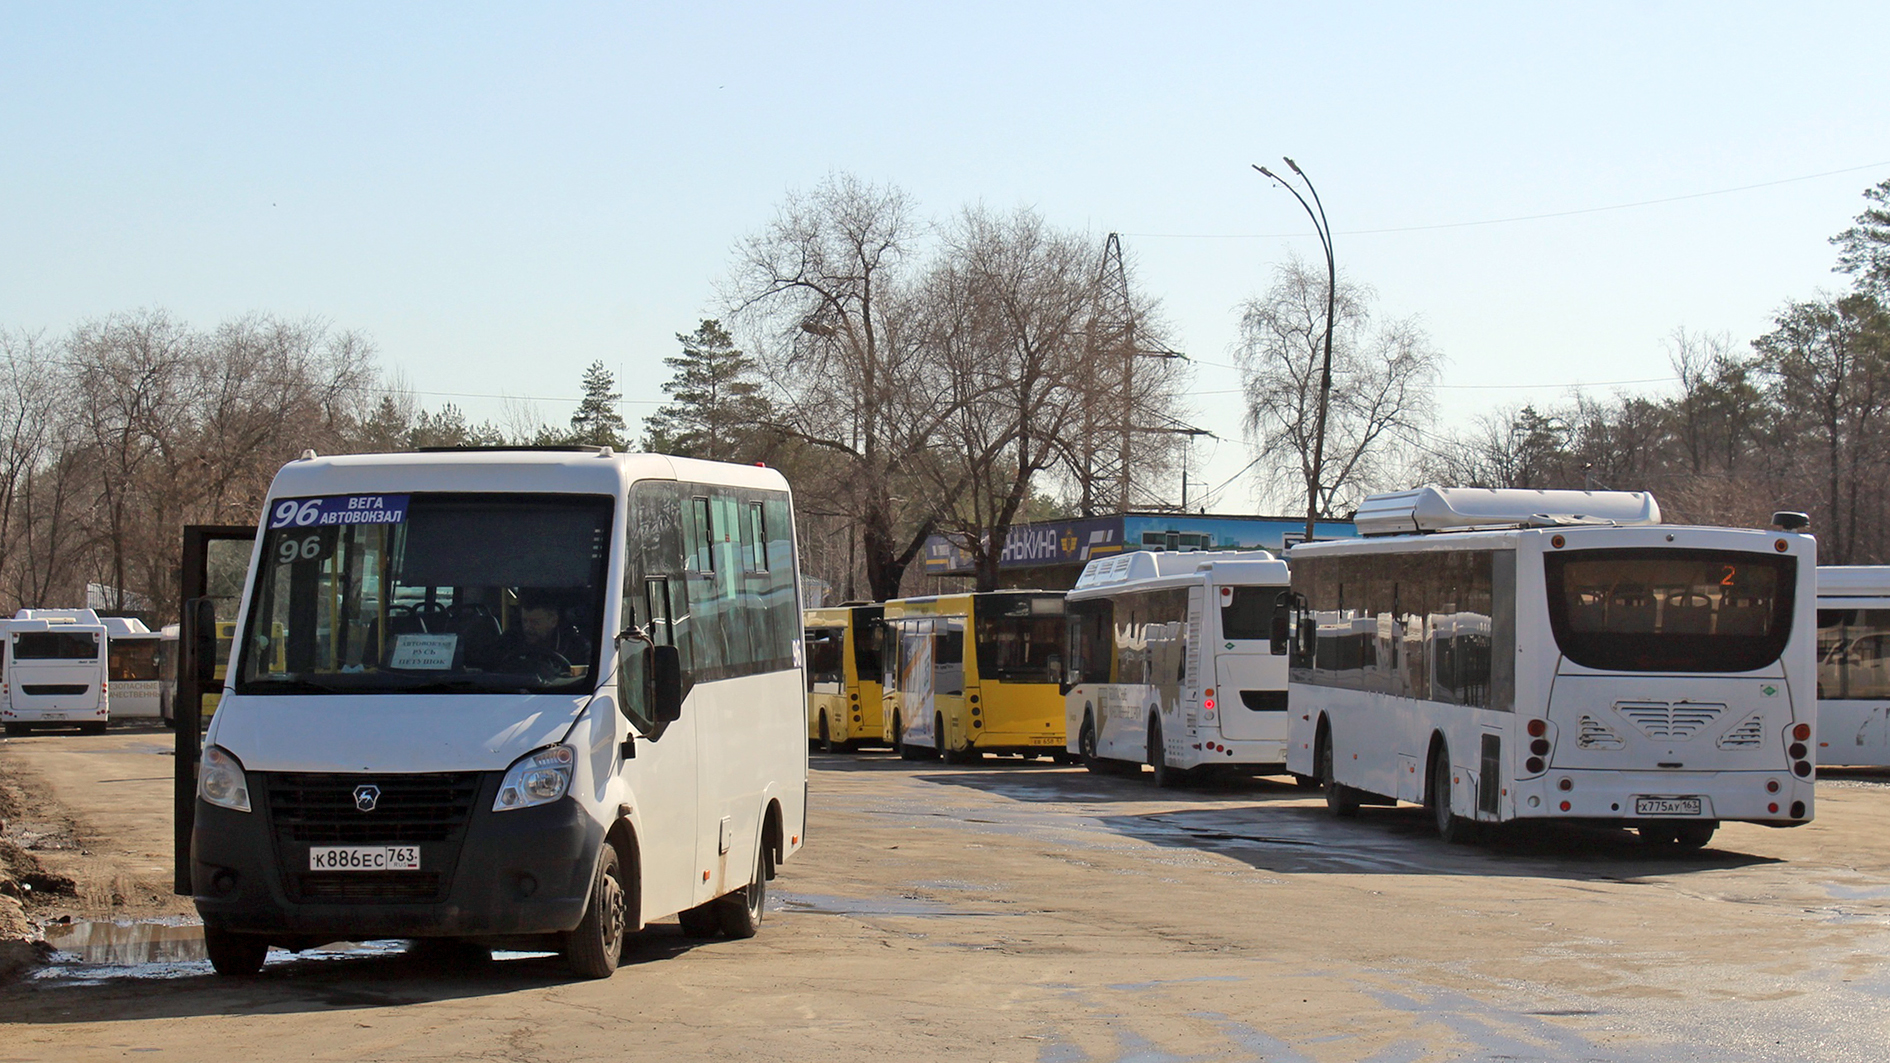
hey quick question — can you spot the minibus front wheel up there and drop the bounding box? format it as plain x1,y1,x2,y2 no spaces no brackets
203,926,267,977
566,844,628,978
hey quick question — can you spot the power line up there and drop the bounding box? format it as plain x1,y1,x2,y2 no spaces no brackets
1122,160,1890,240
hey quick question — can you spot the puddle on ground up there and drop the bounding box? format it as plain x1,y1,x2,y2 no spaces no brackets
30,920,553,982
773,890,1020,918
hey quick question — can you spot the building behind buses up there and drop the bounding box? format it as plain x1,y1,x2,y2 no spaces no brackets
2,609,111,735
803,604,884,751
1285,487,1816,849
880,591,1067,761
1814,565,1890,766
1063,550,1293,785
189,448,807,977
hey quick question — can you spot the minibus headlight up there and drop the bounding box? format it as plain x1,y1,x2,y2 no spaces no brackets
198,745,251,813
494,744,576,812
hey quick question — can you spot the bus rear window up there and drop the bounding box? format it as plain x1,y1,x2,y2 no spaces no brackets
14,632,100,660
1544,548,1795,673
1220,587,1282,641
110,640,161,681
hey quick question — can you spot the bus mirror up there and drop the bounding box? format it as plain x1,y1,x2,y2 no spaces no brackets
1295,618,1316,665
651,644,683,722
1270,615,1290,656
185,597,218,684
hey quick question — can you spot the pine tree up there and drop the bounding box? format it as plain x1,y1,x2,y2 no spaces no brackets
642,320,775,460
569,361,628,448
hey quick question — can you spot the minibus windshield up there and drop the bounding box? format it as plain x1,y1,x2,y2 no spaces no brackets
236,493,613,695
1544,548,1795,673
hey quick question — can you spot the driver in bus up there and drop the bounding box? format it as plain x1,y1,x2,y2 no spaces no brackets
472,591,592,676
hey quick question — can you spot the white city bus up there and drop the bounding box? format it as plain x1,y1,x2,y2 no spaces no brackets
1063,550,1293,785
1813,566,1890,766
1284,487,1817,849
1,609,111,736
190,447,807,977
104,617,163,719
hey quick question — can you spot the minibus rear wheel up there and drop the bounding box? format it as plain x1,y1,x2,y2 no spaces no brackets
717,837,771,939
203,927,267,976
818,712,838,754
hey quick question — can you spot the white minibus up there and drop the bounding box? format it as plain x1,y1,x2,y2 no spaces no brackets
1285,487,1817,849
103,617,162,719
1,609,111,735
1813,565,1890,766
1063,550,1293,785
189,447,807,977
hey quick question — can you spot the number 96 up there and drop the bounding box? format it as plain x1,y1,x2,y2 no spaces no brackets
278,535,323,564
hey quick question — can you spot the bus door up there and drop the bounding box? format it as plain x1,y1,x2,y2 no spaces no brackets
1215,584,1290,740
172,524,258,895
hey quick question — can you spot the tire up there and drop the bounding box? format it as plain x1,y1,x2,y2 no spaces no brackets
81,721,107,736
1319,728,1359,818
3,723,27,737
677,902,721,938
1430,746,1473,844
716,835,771,940
1291,773,1321,791
1148,717,1181,788
565,844,627,978
203,926,268,976
895,712,925,761
818,712,837,754
1674,821,1717,849
1080,713,1105,774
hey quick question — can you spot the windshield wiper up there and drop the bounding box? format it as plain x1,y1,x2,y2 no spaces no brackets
238,677,346,695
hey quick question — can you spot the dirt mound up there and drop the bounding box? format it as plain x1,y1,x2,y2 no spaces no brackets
0,769,77,981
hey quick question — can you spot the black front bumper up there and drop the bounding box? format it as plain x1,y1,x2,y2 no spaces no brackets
191,772,602,943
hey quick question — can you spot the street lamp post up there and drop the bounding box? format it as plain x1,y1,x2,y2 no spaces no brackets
1254,158,1335,546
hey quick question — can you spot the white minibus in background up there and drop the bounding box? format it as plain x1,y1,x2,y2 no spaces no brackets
1285,487,1817,850
1064,550,1293,785
2,609,111,736
103,617,162,719
1813,566,1890,766
189,447,807,978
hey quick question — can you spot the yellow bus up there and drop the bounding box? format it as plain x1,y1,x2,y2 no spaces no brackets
804,604,885,752
880,591,1068,763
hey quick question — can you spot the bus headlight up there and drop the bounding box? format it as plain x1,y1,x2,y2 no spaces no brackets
198,745,252,813
494,745,576,812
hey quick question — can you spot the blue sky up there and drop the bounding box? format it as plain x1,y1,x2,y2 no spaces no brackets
3,2,1886,510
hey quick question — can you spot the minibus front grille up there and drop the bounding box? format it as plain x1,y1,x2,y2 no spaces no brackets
264,772,482,844
20,684,89,696
293,871,445,902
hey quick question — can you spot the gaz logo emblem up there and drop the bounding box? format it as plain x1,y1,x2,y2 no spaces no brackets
353,784,381,812
1761,685,1778,697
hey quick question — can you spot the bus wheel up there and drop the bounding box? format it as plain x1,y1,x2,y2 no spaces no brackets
3,723,27,737
1429,747,1473,844
565,844,626,978
716,836,771,939
1319,730,1359,818
1674,821,1717,848
1080,714,1106,774
203,927,268,977
1148,718,1182,788
895,713,923,761
818,712,838,754
81,721,107,736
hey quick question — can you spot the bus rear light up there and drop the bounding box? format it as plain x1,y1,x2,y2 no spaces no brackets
1793,761,1813,778
1203,698,1215,710
1527,719,1547,738
1551,535,1565,549
1792,723,1812,742
1557,777,1573,792
1774,538,1788,552
1766,779,1780,793
1530,739,1550,756
1558,800,1571,812
1769,803,1779,814
1204,688,1215,697
1525,756,1545,774
1788,742,1807,760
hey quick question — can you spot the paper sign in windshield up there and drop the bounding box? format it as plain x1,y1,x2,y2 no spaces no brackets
389,634,457,670
269,495,410,529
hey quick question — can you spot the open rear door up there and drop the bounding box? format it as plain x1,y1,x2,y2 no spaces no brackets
172,525,257,895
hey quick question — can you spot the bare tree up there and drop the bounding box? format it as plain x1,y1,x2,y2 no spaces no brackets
725,173,956,601
1237,256,1441,519
920,207,1098,591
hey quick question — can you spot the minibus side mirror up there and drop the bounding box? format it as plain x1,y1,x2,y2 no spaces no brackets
651,644,683,722
1269,616,1290,656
